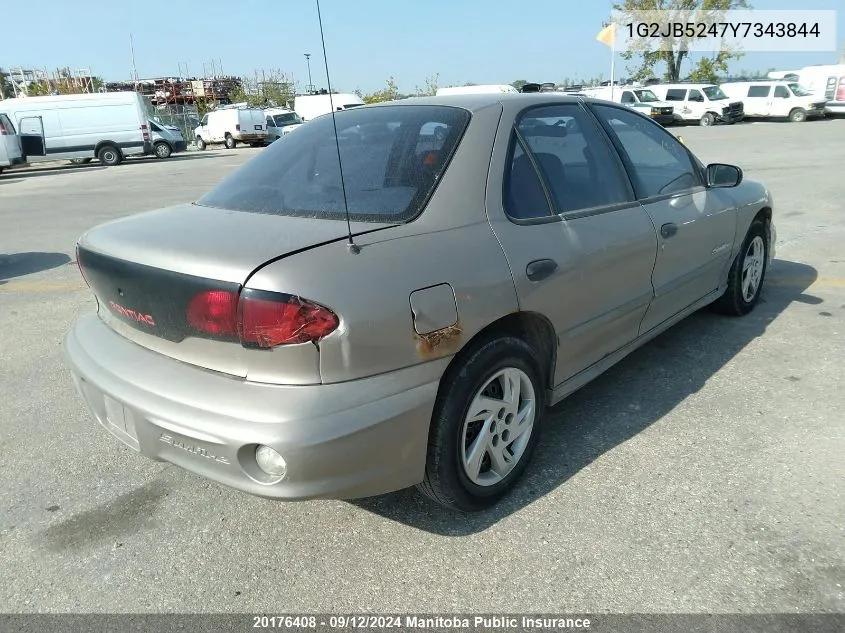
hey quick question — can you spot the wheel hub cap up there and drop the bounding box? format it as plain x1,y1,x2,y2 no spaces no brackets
741,235,765,302
460,367,536,487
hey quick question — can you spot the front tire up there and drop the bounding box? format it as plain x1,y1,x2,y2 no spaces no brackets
712,219,769,316
154,142,172,159
195,137,206,150
789,108,807,123
700,112,716,126
417,336,546,512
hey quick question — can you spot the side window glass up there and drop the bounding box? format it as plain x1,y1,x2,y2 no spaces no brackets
774,85,790,98
689,89,704,102
515,104,630,213
665,89,687,101
592,104,700,199
504,138,553,220
201,114,209,126
747,85,770,97
621,91,635,104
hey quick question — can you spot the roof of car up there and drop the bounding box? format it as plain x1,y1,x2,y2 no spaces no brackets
367,93,587,112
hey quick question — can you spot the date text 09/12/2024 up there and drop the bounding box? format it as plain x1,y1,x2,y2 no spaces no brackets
626,21,821,39
252,615,593,629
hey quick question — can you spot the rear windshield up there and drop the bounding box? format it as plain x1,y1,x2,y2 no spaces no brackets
197,105,470,222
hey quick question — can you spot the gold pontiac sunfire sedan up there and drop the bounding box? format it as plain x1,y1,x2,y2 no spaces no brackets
64,93,775,511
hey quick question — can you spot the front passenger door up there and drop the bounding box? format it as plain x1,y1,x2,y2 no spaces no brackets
590,104,738,334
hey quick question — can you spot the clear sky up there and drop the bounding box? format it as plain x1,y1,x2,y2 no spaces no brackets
3,0,843,93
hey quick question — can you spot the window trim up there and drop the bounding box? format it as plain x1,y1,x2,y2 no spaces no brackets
587,102,706,203
501,128,560,226
502,102,638,225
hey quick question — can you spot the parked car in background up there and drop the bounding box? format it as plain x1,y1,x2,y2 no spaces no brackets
149,119,187,158
0,92,152,166
294,92,365,122
0,113,26,173
649,83,745,126
64,93,775,512
194,107,268,150
782,64,845,116
580,85,675,126
720,80,827,122
264,108,304,142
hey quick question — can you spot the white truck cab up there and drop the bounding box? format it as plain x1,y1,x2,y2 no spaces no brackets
580,86,675,126
263,108,303,142
293,93,365,122
649,83,745,126
720,80,827,122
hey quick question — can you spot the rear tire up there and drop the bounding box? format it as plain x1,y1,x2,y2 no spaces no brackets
700,112,716,126
154,142,172,159
789,108,807,122
711,220,769,316
224,134,236,149
417,336,546,512
195,137,206,150
97,145,122,166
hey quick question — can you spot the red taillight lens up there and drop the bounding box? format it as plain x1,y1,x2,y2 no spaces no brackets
239,292,339,348
186,289,339,347
0,124,7,135
187,290,239,336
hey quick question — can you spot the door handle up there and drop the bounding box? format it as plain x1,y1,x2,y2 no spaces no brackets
660,223,678,238
526,258,558,282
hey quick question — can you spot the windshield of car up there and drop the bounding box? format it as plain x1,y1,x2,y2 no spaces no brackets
788,83,812,96
634,90,659,102
272,113,302,126
197,105,470,223
702,86,729,100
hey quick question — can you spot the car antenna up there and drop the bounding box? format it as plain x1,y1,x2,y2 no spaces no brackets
316,0,360,254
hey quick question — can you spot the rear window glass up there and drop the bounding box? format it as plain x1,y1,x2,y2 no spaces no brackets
197,105,470,223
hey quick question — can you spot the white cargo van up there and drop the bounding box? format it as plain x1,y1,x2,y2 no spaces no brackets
791,64,845,116
720,80,827,122
580,86,675,126
0,92,152,166
193,108,267,149
263,108,303,142
435,85,519,96
649,83,745,126
293,93,365,122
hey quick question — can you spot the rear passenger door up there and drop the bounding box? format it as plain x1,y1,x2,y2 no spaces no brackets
488,102,659,386
590,103,738,333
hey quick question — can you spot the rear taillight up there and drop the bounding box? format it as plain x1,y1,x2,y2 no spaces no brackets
186,289,339,348
187,290,239,336
141,124,150,141
0,124,7,135
235,123,241,131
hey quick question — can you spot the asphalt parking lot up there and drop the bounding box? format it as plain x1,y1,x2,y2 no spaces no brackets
1,121,843,614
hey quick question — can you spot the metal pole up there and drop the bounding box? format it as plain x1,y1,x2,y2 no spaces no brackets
130,33,139,88
304,53,312,92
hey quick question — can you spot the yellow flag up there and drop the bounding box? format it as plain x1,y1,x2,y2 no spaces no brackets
596,23,616,47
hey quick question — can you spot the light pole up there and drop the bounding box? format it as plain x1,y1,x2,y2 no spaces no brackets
304,53,313,93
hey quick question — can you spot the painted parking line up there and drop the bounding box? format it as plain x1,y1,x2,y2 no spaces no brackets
1,276,844,294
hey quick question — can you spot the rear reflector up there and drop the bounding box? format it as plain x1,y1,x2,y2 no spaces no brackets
186,288,339,348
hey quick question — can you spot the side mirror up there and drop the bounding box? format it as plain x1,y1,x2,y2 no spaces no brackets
706,163,743,188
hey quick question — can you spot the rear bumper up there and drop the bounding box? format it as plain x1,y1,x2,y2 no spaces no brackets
235,134,268,142
63,315,445,500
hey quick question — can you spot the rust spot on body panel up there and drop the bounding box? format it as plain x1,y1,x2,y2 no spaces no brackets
414,321,463,359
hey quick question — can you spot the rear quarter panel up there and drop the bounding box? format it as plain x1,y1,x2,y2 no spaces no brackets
244,103,521,384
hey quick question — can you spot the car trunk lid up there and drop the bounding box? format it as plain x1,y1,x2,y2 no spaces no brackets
77,203,392,381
